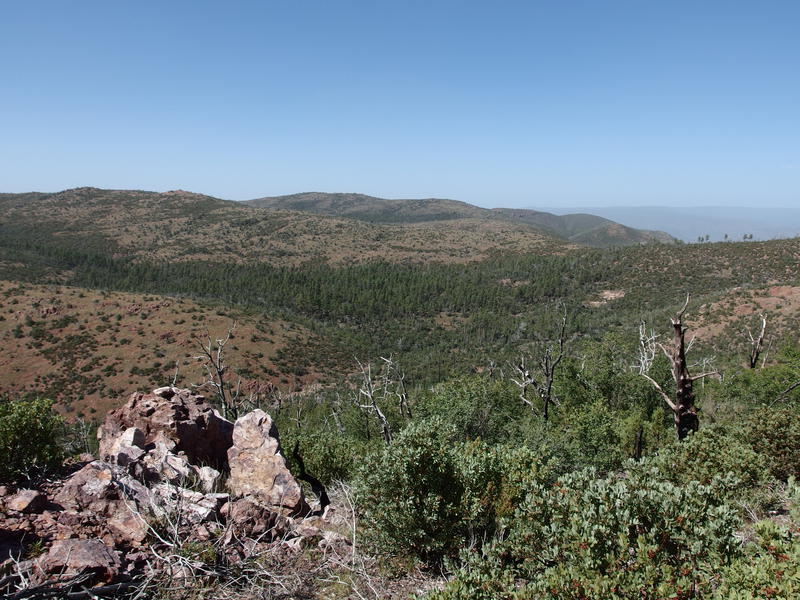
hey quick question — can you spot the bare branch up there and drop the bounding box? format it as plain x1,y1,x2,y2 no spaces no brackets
771,380,800,406
353,358,393,445
638,297,701,439
745,314,767,369
641,372,677,411
192,321,240,420
509,304,568,421
690,371,719,381
676,293,690,321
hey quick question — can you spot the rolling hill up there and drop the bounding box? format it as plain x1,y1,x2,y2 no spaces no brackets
0,187,571,267
246,192,675,246
0,281,333,418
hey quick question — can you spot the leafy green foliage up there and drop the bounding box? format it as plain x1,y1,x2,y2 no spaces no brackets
282,428,373,485
431,462,742,599
356,418,548,565
648,427,768,500
715,520,800,599
414,377,531,444
742,407,800,481
0,397,64,482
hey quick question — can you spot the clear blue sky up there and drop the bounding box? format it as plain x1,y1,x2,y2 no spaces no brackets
1,1,798,207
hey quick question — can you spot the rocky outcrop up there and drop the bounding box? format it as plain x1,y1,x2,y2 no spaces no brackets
222,497,293,542
98,386,233,470
227,410,310,516
0,388,342,597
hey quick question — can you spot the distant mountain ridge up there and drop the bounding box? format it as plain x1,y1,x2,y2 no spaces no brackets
539,205,800,243
247,192,675,247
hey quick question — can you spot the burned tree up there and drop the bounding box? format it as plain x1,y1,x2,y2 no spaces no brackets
194,323,246,420
510,305,568,422
639,296,717,440
745,314,767,369
352,356,409,445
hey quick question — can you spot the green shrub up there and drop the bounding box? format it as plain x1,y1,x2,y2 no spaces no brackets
431,461,743,599
283,428,373,484
648,426,768,503
414,376,529,444
742,408,800,481
356,418,547,565
714,520,800,599
0,397,64,482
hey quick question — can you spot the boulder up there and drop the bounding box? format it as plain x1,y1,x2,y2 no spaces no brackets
98,387,233,470
194,465,222,493
150,484,228,525
37,539,121,581
111,427,145,452
227,410,309,516
53,462,119,515
106,427,146,468
6,490,48,514
107,512,149,547
221,498,292,542
53,461,151,516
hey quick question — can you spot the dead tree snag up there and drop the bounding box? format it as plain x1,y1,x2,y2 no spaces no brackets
746,314,767,369
511,304,567,421
639,296,717,440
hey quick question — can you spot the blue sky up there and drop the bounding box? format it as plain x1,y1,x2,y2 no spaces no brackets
1,1,798,207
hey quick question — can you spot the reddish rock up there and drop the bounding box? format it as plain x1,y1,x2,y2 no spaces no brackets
107,512,149,547
227,410,309,516
53,462,120,515
7,489,48,514
98,387,233,470
222,498,292,542
37,539,120,581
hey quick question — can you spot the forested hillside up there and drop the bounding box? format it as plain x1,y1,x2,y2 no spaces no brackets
2,188,800,598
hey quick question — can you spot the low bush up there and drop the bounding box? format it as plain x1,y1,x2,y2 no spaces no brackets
714,520,800,599
647,426,769,504
283,428,373,485
430,461,743,599
742,407,800,481
356,418,548,566
0,397,64,482
414,376,530,444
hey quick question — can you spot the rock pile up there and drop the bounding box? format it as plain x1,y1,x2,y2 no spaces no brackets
0,388,347,595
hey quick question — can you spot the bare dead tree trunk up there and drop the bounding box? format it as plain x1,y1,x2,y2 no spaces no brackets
510,305,567,421
669,303,699,439
331,392,346,434
194,322,242,421
640,296,717,440
380,356,412,421
354,359,393,445
746,314,767,369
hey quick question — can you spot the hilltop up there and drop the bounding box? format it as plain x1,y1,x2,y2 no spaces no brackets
247,191,676,246
0,187,570,266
